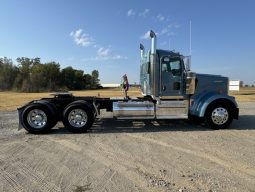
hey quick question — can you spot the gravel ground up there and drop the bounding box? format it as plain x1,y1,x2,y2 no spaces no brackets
0,102,254,192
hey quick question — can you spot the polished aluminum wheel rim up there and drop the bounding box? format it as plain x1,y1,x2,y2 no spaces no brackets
27,109,47,128
68,109,87,128
211,107,228,125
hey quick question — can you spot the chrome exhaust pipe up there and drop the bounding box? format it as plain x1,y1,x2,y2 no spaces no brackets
149,30,158,98
150,30,156,54
140,43,144,59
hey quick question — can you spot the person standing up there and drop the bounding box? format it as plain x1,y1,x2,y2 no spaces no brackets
121,74,129,99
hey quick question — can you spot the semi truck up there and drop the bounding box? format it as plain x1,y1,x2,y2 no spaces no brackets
18,30,239,134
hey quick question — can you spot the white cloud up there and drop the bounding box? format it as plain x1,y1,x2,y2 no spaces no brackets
70,29,126,61
158,28,175,36
139,9,150,17
127,9,135,17
140,30,151,39
168,23,180,29
82,55,127,61
97,47,110,57
70,29,94,47
158,23,179,37
167,31,176,36
140,30,159,39
160,28,168,35
82,46,127,61
157,14,165,21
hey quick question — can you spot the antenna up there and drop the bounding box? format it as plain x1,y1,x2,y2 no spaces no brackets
189,20,192,56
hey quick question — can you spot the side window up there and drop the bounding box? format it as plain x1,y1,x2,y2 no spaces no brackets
170,60,181,76
161,63,169,72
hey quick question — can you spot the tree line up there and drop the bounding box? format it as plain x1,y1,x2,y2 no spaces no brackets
0,57,100,92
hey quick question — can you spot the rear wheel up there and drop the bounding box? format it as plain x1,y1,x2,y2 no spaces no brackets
21,103,57,133
205,102,233,129
63,102,94,133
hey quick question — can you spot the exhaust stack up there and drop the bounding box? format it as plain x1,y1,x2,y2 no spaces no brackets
140,43,144,59
150,30,157,54
149,30,158,98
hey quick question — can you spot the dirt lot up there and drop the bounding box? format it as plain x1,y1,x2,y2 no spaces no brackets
0,102,255,192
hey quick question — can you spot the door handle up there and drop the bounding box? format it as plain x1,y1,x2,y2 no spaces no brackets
162,85,166,91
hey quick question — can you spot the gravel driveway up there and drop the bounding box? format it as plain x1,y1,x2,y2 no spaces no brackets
0,102,254,192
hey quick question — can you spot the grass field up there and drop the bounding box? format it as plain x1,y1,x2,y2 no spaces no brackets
230,87,255,101
0,87,254,111
0,87,142,111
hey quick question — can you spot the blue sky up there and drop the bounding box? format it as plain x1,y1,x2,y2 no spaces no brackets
0,0,254,84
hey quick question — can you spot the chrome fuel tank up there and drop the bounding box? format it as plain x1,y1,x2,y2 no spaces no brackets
113,101,155,119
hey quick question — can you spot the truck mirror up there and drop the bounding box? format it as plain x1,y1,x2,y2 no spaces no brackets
183,56,191,71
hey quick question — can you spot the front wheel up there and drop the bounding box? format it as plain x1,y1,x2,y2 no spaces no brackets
205,102,233,129
63,102,94,133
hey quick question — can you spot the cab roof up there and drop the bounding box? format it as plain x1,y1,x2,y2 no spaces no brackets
156,49,183,58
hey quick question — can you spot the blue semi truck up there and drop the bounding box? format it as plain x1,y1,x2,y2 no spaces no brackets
18,30,239,133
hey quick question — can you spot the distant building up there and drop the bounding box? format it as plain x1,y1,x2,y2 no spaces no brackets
101,83,140,88
229,80,240,91
101,84,120,88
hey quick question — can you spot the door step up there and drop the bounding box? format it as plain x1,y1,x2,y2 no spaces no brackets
156,100,188,119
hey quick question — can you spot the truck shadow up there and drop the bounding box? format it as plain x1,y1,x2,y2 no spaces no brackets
52,115,255,134
230,115,255,130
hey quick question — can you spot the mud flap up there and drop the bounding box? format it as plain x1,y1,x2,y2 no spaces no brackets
234,108,239,120
17,107,24,131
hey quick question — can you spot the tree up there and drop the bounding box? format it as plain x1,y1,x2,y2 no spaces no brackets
61,66,76,90
30,63,47,92
0,57,19,90
83,74,92,89
16,57,40,92
0,56,100,92
16,57,35,76
91,70,100,89
73,70,85,90
60,66,95,90
43,62,61,90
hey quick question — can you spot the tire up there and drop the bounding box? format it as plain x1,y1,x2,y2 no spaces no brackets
205,101,233,129
21,103,57,134
62,102,94,133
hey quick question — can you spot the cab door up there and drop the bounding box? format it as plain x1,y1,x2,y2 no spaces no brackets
160,56,183,97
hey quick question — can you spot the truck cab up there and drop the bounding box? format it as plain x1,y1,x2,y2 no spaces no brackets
139,30,238,126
